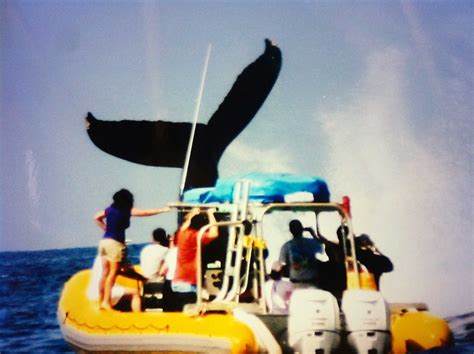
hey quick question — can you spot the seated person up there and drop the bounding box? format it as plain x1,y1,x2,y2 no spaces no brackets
159,233,179,311
140,228,169,280
263,262,293,314
87,256,143,312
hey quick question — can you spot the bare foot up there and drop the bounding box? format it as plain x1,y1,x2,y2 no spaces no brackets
100,302,113,311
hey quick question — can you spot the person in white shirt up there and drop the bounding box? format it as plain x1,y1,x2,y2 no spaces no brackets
159,233,179,311
140,228,169,280
161,239,177,282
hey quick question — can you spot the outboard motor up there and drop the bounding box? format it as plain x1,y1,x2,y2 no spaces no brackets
288,288,341,354
341,289,391,354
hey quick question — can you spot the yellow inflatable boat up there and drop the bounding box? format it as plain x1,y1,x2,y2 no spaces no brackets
58,270,260,353
58,271,453,353
58,177,453,353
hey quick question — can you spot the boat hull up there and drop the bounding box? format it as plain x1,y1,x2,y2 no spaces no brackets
58,270,258,353
58,271,453,353
390,304,454,353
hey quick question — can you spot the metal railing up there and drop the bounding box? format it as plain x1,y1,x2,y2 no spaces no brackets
195,220,249,308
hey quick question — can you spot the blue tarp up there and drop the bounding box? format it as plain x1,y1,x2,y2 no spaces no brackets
182,172,330,204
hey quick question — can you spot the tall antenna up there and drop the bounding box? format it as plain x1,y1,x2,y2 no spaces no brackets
179,44,212,199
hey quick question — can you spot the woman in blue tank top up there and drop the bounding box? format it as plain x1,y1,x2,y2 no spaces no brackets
94,189,169,311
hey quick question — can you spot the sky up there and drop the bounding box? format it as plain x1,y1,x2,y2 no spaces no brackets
1,0,472,317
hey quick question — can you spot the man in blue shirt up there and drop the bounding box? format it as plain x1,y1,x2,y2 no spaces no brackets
279,219,328,288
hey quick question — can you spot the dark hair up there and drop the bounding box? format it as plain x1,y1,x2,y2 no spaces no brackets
269,269,282,281
356,234,373,248
190,213,209,230
289,219,303,237
152,228,168,245
336,225,349,242
112,189,134,211
337,225,352,255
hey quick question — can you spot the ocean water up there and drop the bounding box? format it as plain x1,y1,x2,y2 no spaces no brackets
0,246,472,353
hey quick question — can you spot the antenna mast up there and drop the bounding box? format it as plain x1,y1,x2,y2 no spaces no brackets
179,44,212,199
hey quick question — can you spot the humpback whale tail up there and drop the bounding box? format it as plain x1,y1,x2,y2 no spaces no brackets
85,39,282,191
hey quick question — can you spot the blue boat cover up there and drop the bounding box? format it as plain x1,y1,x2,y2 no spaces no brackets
182,172,330,204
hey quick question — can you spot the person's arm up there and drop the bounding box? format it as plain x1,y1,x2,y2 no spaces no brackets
303,227,317,239
159,262,168,277
375,254,394,273
179,208,200,232
119,265,148,282
206,208,219,238
278,244,288,268
357,249,394,273
94,211,106,231
131,206,170,217
304,226,328,243
200,209,219,246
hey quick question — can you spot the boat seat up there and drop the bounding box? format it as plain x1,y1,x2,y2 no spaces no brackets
142,280,165,311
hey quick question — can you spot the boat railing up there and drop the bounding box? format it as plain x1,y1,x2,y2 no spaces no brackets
247,200,362,290
189,219,249,314
222,180,250,302
175,190,364,313
181,180,258,314
237,231,257,296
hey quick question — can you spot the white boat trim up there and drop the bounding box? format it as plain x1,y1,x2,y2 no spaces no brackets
60,321,232,353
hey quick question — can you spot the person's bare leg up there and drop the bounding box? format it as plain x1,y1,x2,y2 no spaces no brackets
99,257,110,305
121,288,142,312
131,291,142,313
101,261,120,310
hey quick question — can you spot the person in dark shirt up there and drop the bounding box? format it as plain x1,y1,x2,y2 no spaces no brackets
322,226,393,299
94,189,169,311
318,226,348,299
355,234,393,289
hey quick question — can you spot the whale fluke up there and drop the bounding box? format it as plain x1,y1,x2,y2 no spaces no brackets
85,39,282,191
